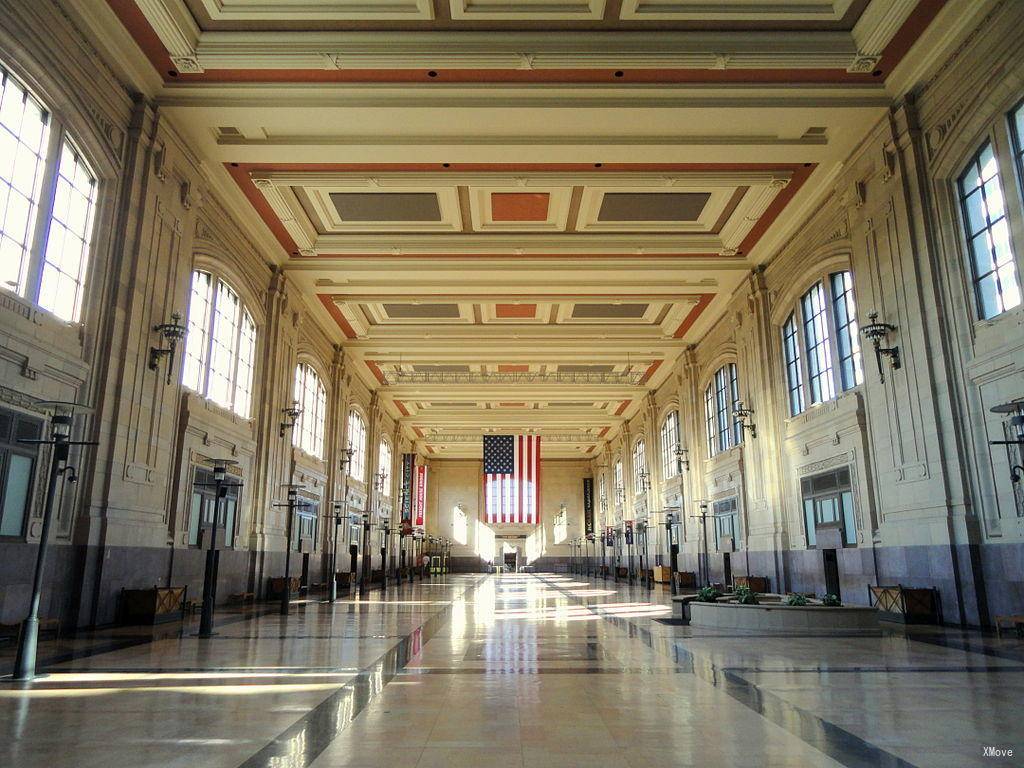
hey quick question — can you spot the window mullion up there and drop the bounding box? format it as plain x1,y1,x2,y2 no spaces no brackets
822,276,843,394
26,125,63,304
202,282,218,398
230,307,244,414
795,304,813,407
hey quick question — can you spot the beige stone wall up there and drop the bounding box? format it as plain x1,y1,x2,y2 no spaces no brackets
589,0,1024,624
425,458,590,563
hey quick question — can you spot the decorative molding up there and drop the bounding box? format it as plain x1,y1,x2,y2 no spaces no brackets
191,31,862,73
796,451,851,477
852,0,917,56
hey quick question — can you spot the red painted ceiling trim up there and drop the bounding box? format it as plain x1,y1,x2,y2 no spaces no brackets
365,360,386,384
106,0,944,85
673,293,715,338
639,359,663,385
316,294,357,338
614,400,631,416
394,399,410,416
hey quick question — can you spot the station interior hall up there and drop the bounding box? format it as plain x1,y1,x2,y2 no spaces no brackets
0,1,1023,767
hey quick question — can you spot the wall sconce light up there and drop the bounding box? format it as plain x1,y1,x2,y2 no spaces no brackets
638,470,651,493
376,468,388,493
990,399,1024,484
615,486,625,506
279,401,302,437
148,312,188,385
860,311,901,382
675,444,690,472
732,400,757,439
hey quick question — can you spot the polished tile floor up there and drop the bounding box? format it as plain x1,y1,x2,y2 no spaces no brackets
1,573,1022,767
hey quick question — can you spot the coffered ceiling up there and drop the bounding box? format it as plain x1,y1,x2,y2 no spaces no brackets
80,0,968,458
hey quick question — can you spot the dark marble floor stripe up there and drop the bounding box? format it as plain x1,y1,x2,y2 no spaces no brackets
538,575,920,768
235,577,485,768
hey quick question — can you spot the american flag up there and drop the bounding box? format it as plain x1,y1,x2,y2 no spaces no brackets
483,434,541,524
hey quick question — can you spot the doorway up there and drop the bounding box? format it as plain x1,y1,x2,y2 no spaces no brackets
822,549,841,599
301,553,310,590
504,551,517,572
722,552,732,588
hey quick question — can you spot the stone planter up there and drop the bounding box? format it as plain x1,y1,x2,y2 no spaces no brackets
689,601,880,634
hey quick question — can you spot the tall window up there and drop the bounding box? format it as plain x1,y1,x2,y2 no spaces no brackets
347,409,367,481
0,408,42,539
802,282,835,404
293,363,327,459
599,473,607,516
660,410,681,479
779,271,863,416
613,459,623,504
0,64,97,322
182,270,257,418
830,271,863,391
958,141,1020,319
782,314,805,416
632,439,647,495
705,363,742,457
378,439,392,496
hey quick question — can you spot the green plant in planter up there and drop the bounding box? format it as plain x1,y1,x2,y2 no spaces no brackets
822,593,842,607
696,586,721,603
785,593,809,606
734,585,759,605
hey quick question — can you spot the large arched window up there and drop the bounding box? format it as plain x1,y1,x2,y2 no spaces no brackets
0,63,97,323
182,270,257,418
378,439,392,496
347,409,367,481
780,271,863,417
704,363,742,457
660,410,681,479
293,362,327,458
632,439,647,495
957,138,1021,319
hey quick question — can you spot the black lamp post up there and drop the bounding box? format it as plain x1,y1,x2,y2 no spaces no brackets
990,399,1024,483
196,459,242,637
359,510,373,597
327,445,354,603
12,401,93,681
274,485,310,615
277,401,303,614
666,511,679,596
691,501,711,586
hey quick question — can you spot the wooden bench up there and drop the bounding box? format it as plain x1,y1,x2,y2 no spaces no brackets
869,584,942,624
121,587,186,625
228,592,255,605
994,614,1024,639
735,575,770,593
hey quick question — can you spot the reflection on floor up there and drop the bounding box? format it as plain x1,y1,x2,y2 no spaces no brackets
1,573,1022,768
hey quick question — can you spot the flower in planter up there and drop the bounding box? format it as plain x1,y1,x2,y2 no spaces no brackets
822,593,842,607
785,593,809,606
696,586,721,603
734,585,759,605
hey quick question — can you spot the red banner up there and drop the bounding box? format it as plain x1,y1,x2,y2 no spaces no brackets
414,465,427,527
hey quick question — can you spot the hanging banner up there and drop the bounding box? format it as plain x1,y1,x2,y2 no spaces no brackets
401,453,415,521
624,520,634,545
582,477,594,536
605,526,615,547
414,464,428,527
